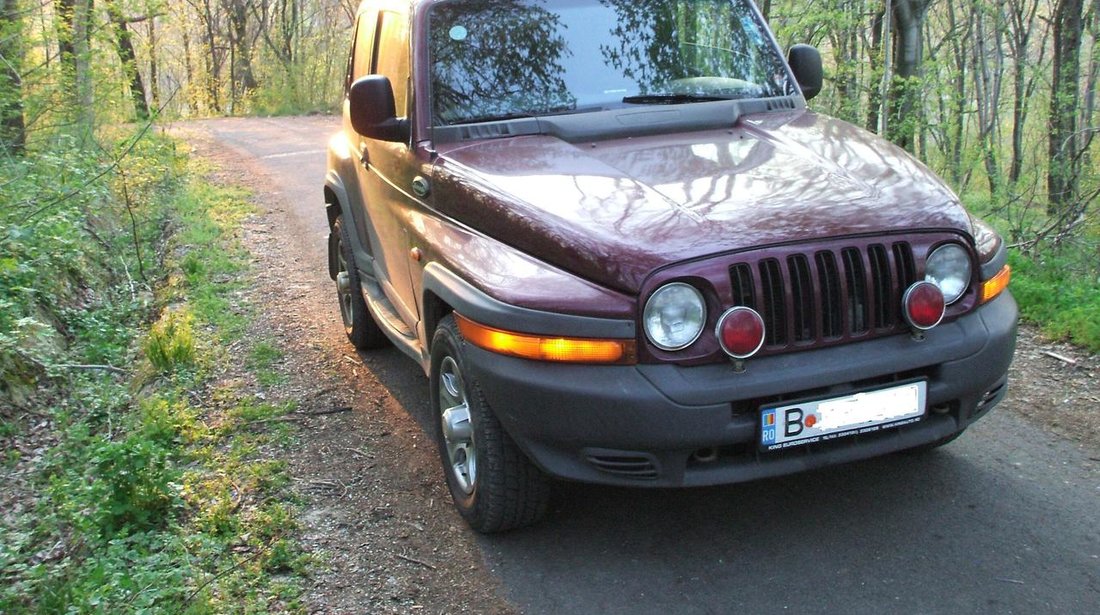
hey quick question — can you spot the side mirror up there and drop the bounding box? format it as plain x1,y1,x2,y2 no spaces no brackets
787,44,823,101
348,75,409,142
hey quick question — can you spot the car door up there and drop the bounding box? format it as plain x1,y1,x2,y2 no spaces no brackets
351,8,421,335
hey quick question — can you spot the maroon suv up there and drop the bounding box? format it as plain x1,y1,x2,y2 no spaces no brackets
324,0,1017,532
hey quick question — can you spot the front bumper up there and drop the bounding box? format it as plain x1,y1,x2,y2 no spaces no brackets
464,292,1018,487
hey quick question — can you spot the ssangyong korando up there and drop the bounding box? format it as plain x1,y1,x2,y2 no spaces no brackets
323,0,1018,532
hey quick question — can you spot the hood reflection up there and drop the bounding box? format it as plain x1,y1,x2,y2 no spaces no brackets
433,111,969,293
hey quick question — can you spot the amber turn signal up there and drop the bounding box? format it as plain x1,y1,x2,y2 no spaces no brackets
980,265,1011,303
455,314,637,365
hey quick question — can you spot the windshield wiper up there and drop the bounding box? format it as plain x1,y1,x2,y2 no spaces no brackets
622,94,727,105
449,112,537,125
449,106,596,125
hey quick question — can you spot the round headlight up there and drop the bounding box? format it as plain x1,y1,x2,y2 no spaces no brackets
925,244,971,304
643,283,706,351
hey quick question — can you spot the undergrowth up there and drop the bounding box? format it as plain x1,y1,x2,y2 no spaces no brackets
967,193,1100,352
1008,248,1100,350
0,133,306,612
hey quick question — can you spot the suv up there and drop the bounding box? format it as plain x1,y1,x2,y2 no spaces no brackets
324,0,1017,532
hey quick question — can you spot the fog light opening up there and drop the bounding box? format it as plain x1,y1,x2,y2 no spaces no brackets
691,447,719,464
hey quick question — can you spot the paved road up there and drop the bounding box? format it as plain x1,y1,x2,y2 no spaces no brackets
184,116,1100,614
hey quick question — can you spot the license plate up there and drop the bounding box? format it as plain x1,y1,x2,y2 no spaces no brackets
760,381,926,451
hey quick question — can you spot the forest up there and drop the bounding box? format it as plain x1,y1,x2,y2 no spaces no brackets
1,1,1099,284
7,0,1092,341
0,0,1099,609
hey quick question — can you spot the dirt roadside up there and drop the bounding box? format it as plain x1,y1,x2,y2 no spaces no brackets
177,127,514,614
174,120,1099,614
1007,327,1099,452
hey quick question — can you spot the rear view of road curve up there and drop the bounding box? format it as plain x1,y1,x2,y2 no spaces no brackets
175,116,1099,614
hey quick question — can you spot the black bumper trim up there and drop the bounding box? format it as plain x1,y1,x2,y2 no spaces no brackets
462,292,1017,487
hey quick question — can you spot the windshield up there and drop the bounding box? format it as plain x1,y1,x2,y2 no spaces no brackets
429,0,794,126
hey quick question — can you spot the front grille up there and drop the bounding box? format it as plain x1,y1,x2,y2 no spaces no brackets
584,451,659,480
730,242,917,351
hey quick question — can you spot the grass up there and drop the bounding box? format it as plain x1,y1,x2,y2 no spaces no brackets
172,178,254,343
248,341,287,387
144,308,197,372
1008,250,1100,350
0,136,308,613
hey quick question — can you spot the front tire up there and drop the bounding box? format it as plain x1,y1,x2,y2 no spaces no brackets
431,315,549,533
332,215,388,350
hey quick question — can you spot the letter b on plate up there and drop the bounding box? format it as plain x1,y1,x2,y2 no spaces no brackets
784,408,804,437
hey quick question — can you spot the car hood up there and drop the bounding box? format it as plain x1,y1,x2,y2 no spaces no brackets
431,110,970,294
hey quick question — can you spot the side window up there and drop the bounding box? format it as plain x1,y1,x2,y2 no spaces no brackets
373,11,411,117
351,13,376,84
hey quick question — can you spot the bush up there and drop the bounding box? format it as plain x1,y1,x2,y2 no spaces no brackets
144,308,196,372
1008,250,1100,350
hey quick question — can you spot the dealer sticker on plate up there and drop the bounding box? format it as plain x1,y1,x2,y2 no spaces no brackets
760,381,926,451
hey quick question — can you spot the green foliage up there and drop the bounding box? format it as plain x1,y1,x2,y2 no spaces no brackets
64,300,139,366
47,428,180,538
1,142,306,613
249,62,342,116
0,130,182,398
1008,250,1100,351
144,308,197,372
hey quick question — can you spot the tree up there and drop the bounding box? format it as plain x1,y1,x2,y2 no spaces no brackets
1006,0,1045,184
72,0,93,138
1048,0,1087,213
0,0,25,154
224,0,259,111
970,1,1006,195
886,0,934,151
106,0,152,120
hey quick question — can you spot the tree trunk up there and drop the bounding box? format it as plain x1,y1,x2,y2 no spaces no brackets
182,18,196,113
105,0,151,120
887,0,932,151
225,0,258,109
827,1,862,124
867,9,885,132
55,0,75,63
72,0,93,140
945,1,967,187
1007,0,1039,184
1048,0,1086,214
1079,3,1100,172
54,0,92,134
971,2,1004,196
0,0,25,154
200,0,221,113
148,16,159,109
